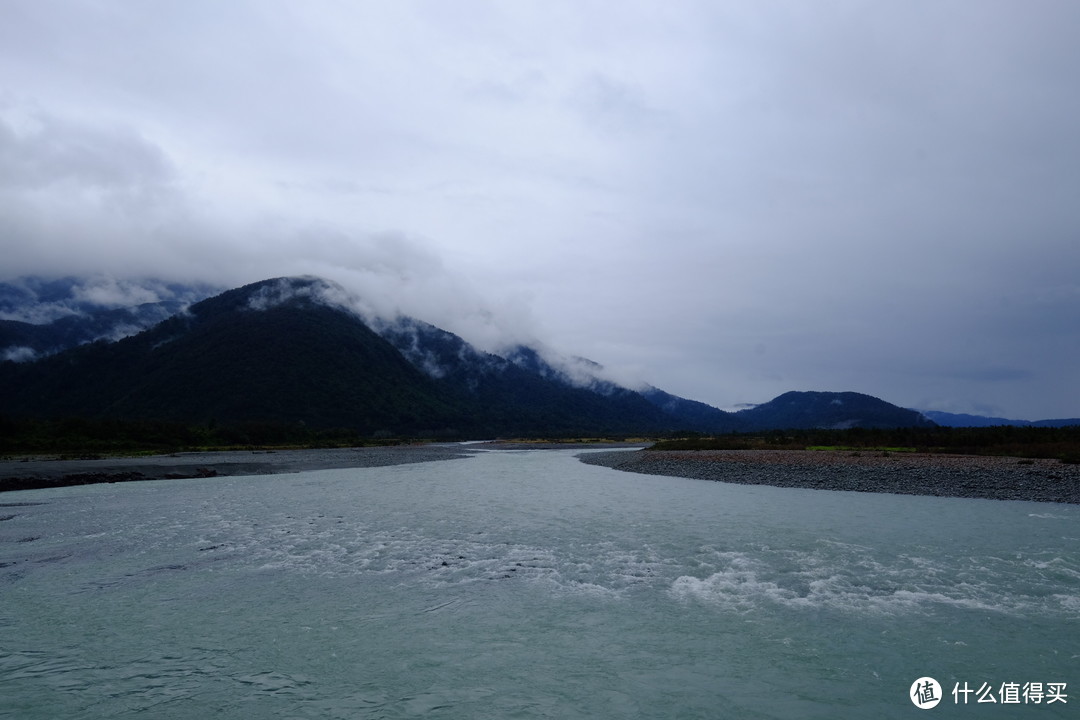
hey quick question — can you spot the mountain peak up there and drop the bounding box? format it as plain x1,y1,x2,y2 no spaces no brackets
190,276,357,318
736,390,935,430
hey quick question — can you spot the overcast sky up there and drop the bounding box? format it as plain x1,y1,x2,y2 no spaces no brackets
2,1,1079,419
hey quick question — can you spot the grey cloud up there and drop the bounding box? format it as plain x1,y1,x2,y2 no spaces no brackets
569,74,662,134
2,346,37,363
70,277,168,308
0,108,174,193
0,106,190,280
936,367,1034,384
1,2,1078,419
0,275,214,323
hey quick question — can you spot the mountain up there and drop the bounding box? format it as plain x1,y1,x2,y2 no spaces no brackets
0,275,941,436
0,276,217,362
0,277,684,436
373,315,679,435
639,386,743,433
921,410,1080,428
0,278,459,434
374,316,752,433
734,391,936,430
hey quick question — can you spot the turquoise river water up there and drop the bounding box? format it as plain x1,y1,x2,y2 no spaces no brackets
1,448,1077,718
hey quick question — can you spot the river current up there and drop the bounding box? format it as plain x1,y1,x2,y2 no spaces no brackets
1,448,1077,718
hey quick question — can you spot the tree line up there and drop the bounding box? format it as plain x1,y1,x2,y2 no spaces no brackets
652,425,1080,463
0,416,394,456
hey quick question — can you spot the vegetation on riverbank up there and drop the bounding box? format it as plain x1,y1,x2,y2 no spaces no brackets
0,416,648,459
651,426,1080,463
0,416,404,458
4,416,1079,465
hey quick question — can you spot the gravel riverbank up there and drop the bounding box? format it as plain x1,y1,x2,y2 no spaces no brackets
579,449,1080,504
0,441,643,493
7,444,1077,504
0,445,475,493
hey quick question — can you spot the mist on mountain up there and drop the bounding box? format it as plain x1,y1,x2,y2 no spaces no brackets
0,275,947,436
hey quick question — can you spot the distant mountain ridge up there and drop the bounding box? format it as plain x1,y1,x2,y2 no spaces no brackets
0,275,940,436
0,276,218,362
920,410,1080,428
736,391,934,430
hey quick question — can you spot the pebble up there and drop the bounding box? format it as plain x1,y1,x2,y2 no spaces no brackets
579,449,1080,504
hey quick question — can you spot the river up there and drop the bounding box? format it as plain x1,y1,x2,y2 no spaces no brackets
2,448,1077,718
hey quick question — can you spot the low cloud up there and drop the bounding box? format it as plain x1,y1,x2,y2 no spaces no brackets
2,346,37,363
0,103,542,354
0,106,173,193
1,3,1078,419
71,276,166,308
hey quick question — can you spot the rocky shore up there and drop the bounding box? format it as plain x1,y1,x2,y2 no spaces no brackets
7,444,1078,504
579,449,1080,504
0,441,642,493
0,445,475,493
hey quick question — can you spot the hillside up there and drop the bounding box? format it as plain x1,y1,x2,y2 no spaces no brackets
0,276,940,437
921,410,1080,428
639,386,743,433
0,281,459,434
0,276,217,361
0,278,685,436
735,391,936,430
374,316,681,436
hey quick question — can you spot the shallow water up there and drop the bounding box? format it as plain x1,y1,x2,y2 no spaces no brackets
1,448,1077,718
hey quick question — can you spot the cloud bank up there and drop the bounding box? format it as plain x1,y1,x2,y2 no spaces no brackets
1,1,1079,419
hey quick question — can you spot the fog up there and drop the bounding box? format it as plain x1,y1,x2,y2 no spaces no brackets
2,1,1079,418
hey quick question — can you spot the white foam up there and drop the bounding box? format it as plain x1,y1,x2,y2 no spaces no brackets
670,570,796,612
665,544,1071,618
